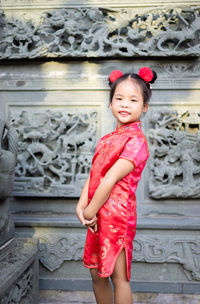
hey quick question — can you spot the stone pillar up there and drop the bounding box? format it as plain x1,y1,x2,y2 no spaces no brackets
0,108,39,303
0,107,16,245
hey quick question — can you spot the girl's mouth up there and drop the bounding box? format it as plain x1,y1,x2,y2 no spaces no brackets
119,111,130,116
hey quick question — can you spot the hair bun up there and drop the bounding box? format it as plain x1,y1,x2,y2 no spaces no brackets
109,70,123,83
149,70,157,84
138,67,157,84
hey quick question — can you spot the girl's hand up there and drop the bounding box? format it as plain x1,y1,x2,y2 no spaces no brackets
83,206,96,221
75,175,90,225
85,216,98,233
76,206,97,232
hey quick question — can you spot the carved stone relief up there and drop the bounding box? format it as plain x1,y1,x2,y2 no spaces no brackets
10,107,98,197
148,109,200,199
36,233,200,281
0,202,9,236
0,109,18,245
0,118,18,200
0,266,34,304
38,234,84,271
0,6,199,59
133,237,200,281
150,62,200,89
0,238,38,303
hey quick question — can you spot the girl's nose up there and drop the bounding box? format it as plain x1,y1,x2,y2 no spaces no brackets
121,100,129,107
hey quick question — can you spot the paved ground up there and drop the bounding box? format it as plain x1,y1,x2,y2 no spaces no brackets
39,290,200,304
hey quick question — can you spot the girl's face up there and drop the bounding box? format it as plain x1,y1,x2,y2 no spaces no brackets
110,78,148,128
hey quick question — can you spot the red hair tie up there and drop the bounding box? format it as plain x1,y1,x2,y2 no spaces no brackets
138,67,153,83
109,70,123,83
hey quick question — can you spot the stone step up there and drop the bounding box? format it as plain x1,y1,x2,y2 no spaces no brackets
39,291,95,304
13,213,200,230
38,291,200,304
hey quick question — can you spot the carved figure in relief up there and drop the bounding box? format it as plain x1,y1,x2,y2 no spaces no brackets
0,239,38,303
36,233,200,282
149,110,200,198
0,7,200,59
76,67,157,304
11,109,97,197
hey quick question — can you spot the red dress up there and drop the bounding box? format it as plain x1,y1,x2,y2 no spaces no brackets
83,121,149,280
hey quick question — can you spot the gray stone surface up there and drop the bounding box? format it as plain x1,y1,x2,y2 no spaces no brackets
1,0,200,295
0,110,18,200
11,109,97,197
17,221,200,282
7,57,200,293
0,238,39,304
39,290,200,304
149,109,200,198
0,6,200,59
0,104,17,245
14,214,200,293
0,107,38,303
0,200,15,247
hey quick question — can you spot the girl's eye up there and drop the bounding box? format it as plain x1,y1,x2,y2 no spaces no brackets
131,99,137,102
116,98,122,101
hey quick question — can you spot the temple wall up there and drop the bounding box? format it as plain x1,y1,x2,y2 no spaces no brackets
0,0,200,293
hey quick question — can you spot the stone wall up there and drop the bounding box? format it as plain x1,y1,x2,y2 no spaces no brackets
0,0,200,293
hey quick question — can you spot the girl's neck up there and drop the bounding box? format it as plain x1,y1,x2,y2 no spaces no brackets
116,121,141,130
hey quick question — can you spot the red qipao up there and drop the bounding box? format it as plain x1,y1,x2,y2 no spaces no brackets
83,121,149,280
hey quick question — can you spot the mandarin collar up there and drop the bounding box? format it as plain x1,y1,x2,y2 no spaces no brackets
115,121,142,133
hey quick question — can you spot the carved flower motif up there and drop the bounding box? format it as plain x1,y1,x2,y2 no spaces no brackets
11,20,36,43
47,11,65,29
86,8,104,22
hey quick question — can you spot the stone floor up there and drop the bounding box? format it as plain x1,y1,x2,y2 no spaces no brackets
39,290,200,304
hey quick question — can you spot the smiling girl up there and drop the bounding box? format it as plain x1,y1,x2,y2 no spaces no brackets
76,67,157,304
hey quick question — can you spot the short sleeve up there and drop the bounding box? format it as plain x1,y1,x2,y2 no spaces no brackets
119,136,149,167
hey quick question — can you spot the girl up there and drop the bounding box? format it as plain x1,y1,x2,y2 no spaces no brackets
76,67,157,304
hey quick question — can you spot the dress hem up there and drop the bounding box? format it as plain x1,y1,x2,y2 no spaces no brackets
98,244,130,280
83,244,130,281
83,263,98,269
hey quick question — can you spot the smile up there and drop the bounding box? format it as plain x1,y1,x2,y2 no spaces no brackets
119,111,130,116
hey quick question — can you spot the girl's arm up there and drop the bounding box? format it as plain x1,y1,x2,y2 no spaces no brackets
83,158,134,220
76,175,97,227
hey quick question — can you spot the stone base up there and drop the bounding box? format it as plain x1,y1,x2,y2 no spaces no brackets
38,290,200,304
0,215,15,247
13,213,200,294
0,238,38,304
0,200,15,247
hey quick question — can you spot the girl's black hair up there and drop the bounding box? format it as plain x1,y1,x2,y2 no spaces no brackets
109,71,157,105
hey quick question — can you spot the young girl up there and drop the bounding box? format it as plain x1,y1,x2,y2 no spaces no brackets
76,67,157,304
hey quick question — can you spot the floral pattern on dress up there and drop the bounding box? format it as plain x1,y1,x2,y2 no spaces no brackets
83,121,149,280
